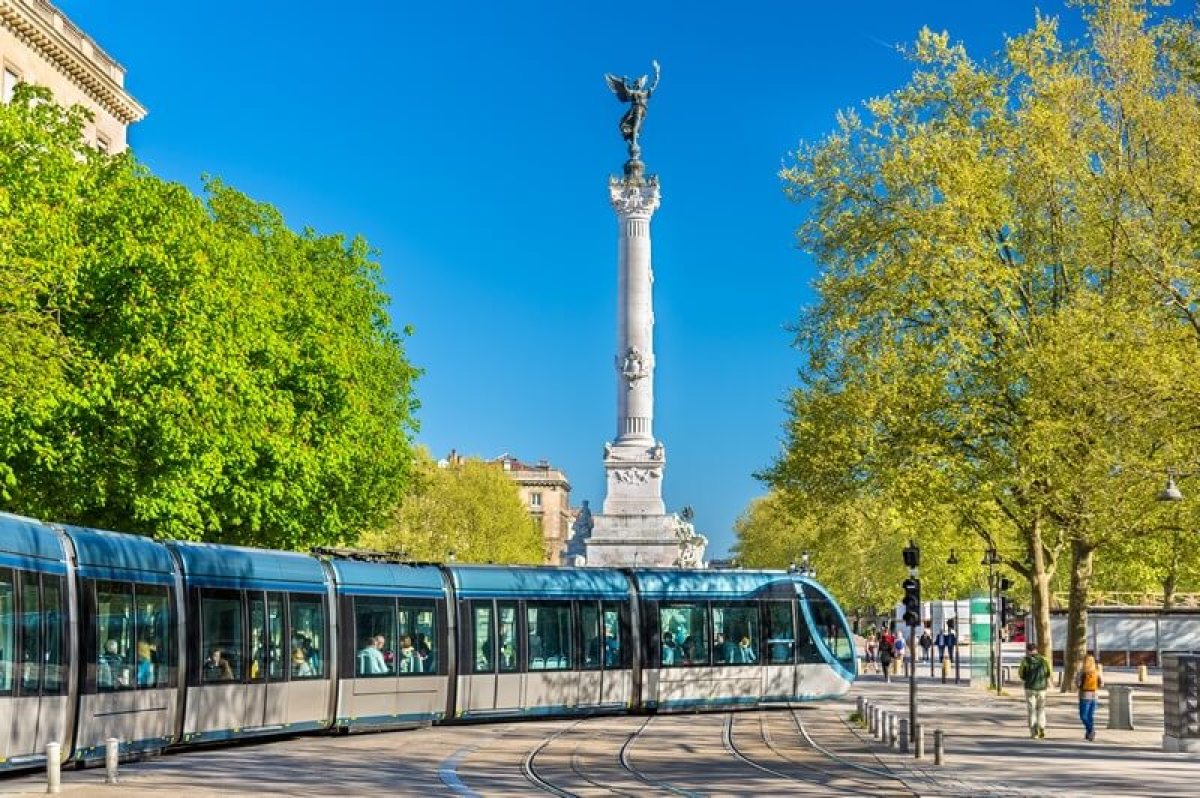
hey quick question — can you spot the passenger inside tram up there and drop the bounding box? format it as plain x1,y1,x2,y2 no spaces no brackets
661,631,678,665
136,640,155,686
397,635,417,672
202,648,234,681
735,636,757,664
291,647,313,677
357,636,388,675
415,633,433,673
97,639,124,688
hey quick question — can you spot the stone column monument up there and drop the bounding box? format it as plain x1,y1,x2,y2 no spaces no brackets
583,62,707,568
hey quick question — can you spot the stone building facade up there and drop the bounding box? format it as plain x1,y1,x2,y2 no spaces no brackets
492,454,574,565
1,0,145,151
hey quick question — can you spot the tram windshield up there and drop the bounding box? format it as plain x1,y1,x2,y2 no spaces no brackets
801,583,855,672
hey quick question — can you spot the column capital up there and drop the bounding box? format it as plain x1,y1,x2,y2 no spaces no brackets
609,176,661,217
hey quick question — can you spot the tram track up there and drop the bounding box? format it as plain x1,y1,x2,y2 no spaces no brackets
520,714,705,798
720,708,916,796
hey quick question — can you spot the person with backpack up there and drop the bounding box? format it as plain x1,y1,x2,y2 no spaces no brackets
893,631,906,675
1075,653,1103,741
1018,642,1052,738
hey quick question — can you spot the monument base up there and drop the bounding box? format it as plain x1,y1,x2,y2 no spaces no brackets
584,513,682,567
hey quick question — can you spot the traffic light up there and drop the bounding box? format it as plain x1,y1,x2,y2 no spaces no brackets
902,577,921,627
997,576,1014,626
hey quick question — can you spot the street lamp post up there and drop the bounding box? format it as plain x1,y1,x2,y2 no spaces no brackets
983,546,1002,694
902,541,920,734
947,549,961,685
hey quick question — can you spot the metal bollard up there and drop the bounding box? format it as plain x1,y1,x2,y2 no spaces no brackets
942,656,949,684
873,706,882,739
105,738,120,785
914,722,924,759
1138,664,1148,683
45,741,61,794
857,695,866,722
899,718,910,753
887,713,897,747
934,729,944,765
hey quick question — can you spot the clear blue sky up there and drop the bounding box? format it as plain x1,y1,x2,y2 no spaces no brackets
58,0,1083,556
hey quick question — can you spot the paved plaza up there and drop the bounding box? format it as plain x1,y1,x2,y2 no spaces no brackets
1,669,1193,796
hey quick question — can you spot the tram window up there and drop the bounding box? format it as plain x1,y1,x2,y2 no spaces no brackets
200,591,243,682
471,601,494,673
801,585,854,671
602,602,628,669
398,600,438,675
135,584,172,688
527,602,572,671
19,573,41,693
712,602,759,665
96,581,134,690
289,594,325,679
580,602,602,670
795,600,822,664
354,596,396,677
496,602,518,674
266,593,285,680
0,569,12,693
764,601,795,665
42,576,66,693
248,594,267,681
659,603,709,667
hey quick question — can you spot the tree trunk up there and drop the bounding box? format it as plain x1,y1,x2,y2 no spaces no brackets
1028,516,1055,660
1062,538,1095,693
1163,572,1177,610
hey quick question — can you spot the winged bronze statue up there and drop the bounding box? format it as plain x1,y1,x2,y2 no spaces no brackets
604,60,660,160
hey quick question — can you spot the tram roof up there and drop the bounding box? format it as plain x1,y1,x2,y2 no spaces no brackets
448,565,631,600
169,541,327,592
328,559,446,598
63,524,176,583
633,569,803,600
0,512,66,571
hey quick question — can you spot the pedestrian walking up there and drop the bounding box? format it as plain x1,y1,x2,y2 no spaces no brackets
944,626,957,663
1075,653,1103,741
865,631,878,674
893,631,906,675
1018,642,1052,739
879,629,895,683
935,628,947,662
919,628,933,663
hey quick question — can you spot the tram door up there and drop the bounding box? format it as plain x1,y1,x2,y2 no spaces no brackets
4,571,69,766
494,602,522,710
461,601,496,713
762,600,799,699
244,593,288,730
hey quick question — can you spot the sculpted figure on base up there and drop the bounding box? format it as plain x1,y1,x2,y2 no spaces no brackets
604,61,660,160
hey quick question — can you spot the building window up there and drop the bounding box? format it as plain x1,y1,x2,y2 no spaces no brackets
2,67,20,104
529,492,542,508
96,134,111,153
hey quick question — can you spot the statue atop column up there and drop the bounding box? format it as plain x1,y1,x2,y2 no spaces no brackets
605,61,660,167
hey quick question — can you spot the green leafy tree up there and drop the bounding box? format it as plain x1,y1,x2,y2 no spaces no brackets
767,1,1200,688
0,86,419,549
359,449,544,564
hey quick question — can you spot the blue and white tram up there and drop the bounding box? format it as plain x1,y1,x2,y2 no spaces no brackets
0,511,856,774
635,569,856,712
